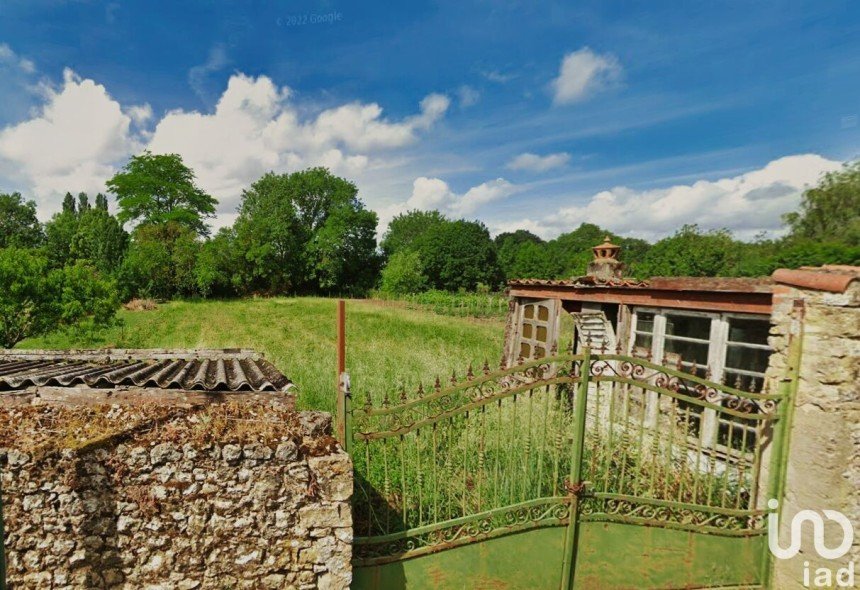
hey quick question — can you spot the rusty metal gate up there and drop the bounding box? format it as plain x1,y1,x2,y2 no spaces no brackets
341,344,797,589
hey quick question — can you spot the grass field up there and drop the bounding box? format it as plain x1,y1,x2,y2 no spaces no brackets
18,298,506,413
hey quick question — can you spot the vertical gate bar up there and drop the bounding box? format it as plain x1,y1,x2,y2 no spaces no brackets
762,324,803,589
509,395,519,503
603,379,618,493
634,390,648,496
647,394,662,499
736,423,750,509
537,383,551,497
462,414,468,516
525,389,535,500
561,348,591,590
400,435,407,526
664,398,677,499
691,410,705,504
432,423,439,523
494,399,502,507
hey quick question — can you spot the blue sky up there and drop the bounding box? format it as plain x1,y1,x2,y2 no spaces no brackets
0,0,858,240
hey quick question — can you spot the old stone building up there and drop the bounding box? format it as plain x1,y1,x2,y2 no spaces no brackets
0,349,353,590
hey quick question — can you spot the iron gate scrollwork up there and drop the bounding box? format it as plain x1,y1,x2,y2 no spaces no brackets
342,346,794,590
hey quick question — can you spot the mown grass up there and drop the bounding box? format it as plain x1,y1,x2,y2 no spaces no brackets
18,297,506,413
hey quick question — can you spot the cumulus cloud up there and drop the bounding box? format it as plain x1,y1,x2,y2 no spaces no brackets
507,152,570,172
551,47,622,105
0,66,450,220
377,176,519,236
504,154,841,241
0,69,139,214
147,74,450,214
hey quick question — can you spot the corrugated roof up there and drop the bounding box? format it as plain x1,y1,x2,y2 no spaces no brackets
0,349,292,392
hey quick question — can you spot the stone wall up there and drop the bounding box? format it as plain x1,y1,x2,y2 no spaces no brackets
0,404,353,590
765,280,859,588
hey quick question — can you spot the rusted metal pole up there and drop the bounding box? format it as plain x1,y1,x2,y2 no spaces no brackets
335,300,348,449
337,299,346,384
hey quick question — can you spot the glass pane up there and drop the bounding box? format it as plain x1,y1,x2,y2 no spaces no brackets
728,318,770,346
635,312,655,334
724,370,763,393
538,306,549,321
665,314,711,340
634,333,653,350
534,346,546,357
725,344,770,374
536,326,547,341
524,305,534,319
664,337,709,366
522,324,533,338
520,342,531,357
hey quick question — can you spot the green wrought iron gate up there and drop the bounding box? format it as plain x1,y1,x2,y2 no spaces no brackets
342,346,795,589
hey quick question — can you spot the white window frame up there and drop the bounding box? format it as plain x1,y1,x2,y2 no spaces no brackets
628,307,771,449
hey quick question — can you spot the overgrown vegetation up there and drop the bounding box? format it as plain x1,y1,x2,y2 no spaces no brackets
0,402,308,457
18,298,506,412
1,151,857,346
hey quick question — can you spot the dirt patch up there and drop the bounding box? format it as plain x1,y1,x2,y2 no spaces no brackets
123,298,158,311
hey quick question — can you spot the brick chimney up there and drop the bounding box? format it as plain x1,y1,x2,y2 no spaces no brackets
586,236,625,280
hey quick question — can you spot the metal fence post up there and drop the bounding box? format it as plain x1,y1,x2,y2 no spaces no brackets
561,347,591,590
761,326,803,589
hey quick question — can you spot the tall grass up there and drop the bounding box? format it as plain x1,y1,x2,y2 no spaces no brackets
17,297,506,412
371,290,509,319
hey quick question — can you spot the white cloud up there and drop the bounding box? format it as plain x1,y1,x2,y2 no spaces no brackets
147,74,450,214
0,43,35,74
510,154,841,241
377,176,518,236
551,47,622,105
481,70,516,83
457,85,480,108
0,68,450,222
0,69,138,214
507,152,570,172
126,104,153,126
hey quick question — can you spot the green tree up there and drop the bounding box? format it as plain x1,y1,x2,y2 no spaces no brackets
44,207,80,268
0,247,118,348
235,168,381,294
379,250,429,294
381,210,448,257
62,192,77,215
784,161,860,246
417,219,503,291
118,223,200,300
495,230,549,279
107,151,217,236
0,192,43,248
309,203,381,294
70,206,129,274
635,225,740,278
195,228,243,298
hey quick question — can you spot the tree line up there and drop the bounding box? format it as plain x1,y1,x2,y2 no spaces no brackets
1,151,858,347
